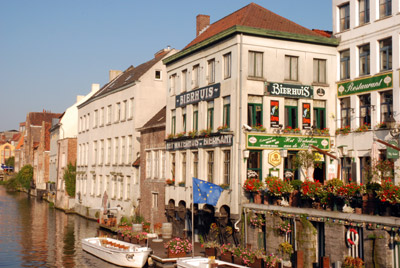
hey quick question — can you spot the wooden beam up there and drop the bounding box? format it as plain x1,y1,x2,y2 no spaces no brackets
310,145,338,160
375,139,400,151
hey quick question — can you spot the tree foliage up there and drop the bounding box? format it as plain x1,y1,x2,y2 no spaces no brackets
64,163,76,197
16,164,33,190
5,156,14,167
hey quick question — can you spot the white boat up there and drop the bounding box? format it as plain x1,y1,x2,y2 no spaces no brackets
177,257,247,268
82,237,152,267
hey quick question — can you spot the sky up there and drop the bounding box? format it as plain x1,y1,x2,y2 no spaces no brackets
0,1,332,132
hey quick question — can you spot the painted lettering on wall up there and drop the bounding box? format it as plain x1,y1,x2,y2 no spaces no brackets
176,83,220,107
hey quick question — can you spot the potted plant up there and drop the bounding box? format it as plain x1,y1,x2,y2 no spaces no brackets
249,249,265,268
354,123,370,133
166,133,175,140
279,242,293,266
202,240,220,257
243,178,264,203
249,213,265,229
376,179,399,216
264,253,281,268
199,128,212,137
335,125,351,135
175,131,186,138
232,246,245,265
342,256,365,268
219,183,230,190
178,181,186,187
188,130,197,138
219,243,235,262
164,237,192,258
264,177,293,204
314,128,330,136
299,180,323,207
166,178,175,186
253,123,266,132
217,124,230,132
375,122,387,130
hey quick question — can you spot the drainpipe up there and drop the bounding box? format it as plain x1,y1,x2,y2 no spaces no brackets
235,33,244,236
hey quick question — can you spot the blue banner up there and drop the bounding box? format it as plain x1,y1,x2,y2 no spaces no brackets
192,177,223,206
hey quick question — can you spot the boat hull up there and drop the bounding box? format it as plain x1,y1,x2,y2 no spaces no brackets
82,237,151,268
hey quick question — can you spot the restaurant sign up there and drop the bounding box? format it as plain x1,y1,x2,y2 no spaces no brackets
265,82,313,99
166,134,233,151
176,83,220,108
246,133,330,151
337,72,392,97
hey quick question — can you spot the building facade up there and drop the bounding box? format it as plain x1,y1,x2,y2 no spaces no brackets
164,3,338,239
76,47,176,219
333,0,400,185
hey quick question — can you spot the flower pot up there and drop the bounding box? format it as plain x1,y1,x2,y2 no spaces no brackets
250,258,263,268
233,256,243,265
168,249,186,258
138,239,147,246
131,237,139,244
362,193,376,215
220,252,232,262
205,247,217,257
289,190,300,207
253,193,262,204
124,236,131,242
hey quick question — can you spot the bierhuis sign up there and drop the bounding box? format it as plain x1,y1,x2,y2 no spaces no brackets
337,72,392,97
176,83,220,108
247,133,330,151
265,82,313,99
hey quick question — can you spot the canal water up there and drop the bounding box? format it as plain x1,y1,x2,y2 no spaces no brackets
0,186,119,268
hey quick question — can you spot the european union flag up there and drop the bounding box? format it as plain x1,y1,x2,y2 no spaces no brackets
193,177,223,206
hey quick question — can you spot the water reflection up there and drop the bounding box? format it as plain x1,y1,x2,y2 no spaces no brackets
0,186,118,268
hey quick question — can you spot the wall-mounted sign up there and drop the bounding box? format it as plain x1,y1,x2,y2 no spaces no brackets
265,82,313,99
247,133,330,151
387,140,399,159
316,88,325,96
302,103,311,129
314,152,324,162
268,151,282,166
175,83,220,108
337,72,392,97
270,100,279,128
166,133,232,151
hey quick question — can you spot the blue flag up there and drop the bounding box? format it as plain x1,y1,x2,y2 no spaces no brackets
192,177,223,206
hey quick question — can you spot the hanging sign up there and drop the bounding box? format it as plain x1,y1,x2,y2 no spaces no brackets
265,82,313,98
337,72,392,97
302,103,311,129
270,100,279,128
387,140,399,159
327,164,336,180
314,152,324,162
175,83,220,107
268,151,282,166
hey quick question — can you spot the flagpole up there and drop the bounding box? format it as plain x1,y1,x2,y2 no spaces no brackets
191,184,195,258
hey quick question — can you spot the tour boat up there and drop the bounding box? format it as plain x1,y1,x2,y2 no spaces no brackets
82,237,152,267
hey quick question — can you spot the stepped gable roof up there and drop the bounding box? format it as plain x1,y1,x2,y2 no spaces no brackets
28,112,63,126
139,106,166,131
184,3,323,49
88,50,171,102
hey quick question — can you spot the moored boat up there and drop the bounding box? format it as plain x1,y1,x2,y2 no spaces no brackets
82,237,152,267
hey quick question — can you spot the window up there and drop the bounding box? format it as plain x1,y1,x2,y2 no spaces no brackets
107,138,111,164
182,108,186,133
208,59,215,84
93,141,97,165
380,90,393,123
155,70,161,80
112,177,117,199
193,65,200,88
119,176,123,199
91,175,96,196
380,38,392,71
247,150,262,179
285,105,298,129
86,114,90,131
161,150,166,179
193,152,198,179
223,150,231,185
360,156,371,184
115,103,120,123
193,105,198,131
114,137,119,164
207,101,214,130
100,107,104,126
83,115,86,132
122,100,127,121
128,98,134,119
106,175,110,195
146,151,152,178
248,103,262,128
170,74,177,94
125,176,131,200
223,96,231,128
359,94,371,127
224,53,231,79
98,175,102,196
182,69,188,92
380,0,392,18
107,105,112,124
171,153,176,180
100,140,104,165
128,135,133,163
285,55,298,81
359,0,370,25
248,51,263,78
94,110,98,128
313,101,326,130
207,151,214,183
181,152,186,184
340,49,350,80
339,3,350,31
359,44,370,75
171,110,176,135
154,151,159,178
121,136,126,165
152,193,158,208
313,59,326,84
340,97,351,128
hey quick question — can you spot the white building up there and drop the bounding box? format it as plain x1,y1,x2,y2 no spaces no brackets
333,0,400,184
163,3,338,236
76,47,176,218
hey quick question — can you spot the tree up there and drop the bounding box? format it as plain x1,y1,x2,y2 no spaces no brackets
5,156,14,167
64,163,76,197
292,150,318,180
16,164,33,190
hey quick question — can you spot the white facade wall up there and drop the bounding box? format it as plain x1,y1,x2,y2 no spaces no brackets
165,34,337,216
76,52,173,216
333,0,400,184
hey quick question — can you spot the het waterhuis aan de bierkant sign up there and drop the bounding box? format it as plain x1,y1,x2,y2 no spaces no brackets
176,83,220,108
265,82,313,99
246,133,330,151
166,134,233,151
337,72,393,97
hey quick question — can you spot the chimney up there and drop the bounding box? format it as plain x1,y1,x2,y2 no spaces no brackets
196,14,210,36
109,70,122,81
76,95,84,103
91,83,100,93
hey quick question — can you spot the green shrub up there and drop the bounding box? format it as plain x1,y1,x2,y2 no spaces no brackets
290,179,303,191
64,163,76,197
